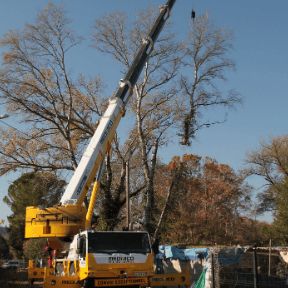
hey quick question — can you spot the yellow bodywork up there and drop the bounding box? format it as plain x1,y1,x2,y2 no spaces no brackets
79,252,154,280
25,205,87,238
29,256,192,288
28,260,45,282
40,260,81,288
85,179,101,229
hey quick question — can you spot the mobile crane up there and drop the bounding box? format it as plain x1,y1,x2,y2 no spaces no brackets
25,1,191,287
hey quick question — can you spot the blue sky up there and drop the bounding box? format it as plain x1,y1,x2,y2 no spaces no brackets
0,0,287,224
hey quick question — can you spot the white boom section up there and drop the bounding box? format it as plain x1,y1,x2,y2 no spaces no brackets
60,97,124,205
60,0,175,206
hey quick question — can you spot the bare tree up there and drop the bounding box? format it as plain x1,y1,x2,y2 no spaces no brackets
0,3,104,175
0,4,241,234
179,15,240,145
92,10,241,233
92,7,182,232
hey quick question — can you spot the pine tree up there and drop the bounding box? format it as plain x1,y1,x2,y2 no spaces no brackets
3,172,65,257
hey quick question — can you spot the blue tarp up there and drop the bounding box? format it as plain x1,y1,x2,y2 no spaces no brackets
159,245,209,261
158,245,245,264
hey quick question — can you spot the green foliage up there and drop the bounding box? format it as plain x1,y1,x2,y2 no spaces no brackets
3,172,65,257
272,178,288,244
93,215,109,231
0,235,10,259
246,136,288,213
23,238,47,260
246,136,288,244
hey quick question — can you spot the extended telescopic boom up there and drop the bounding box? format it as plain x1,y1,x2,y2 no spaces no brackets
25,0,177,239
60,0,176,206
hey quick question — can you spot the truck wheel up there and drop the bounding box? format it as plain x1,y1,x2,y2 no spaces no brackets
29,279,34,287
82,278,94,288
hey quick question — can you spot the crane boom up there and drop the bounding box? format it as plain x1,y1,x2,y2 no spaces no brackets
25,2,194,287
25,0,176,239
60,0,176,205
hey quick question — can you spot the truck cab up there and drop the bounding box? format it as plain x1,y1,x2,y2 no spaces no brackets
70,231,154,284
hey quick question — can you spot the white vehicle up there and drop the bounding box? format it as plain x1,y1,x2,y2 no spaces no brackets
1,260,23,269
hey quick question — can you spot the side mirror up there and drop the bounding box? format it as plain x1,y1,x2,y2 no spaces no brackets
76,236,81,254
76,236,86,258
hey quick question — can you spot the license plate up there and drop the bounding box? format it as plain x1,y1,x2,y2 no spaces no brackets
95,277,148,287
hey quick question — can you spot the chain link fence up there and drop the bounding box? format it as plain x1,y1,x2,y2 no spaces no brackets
212,248,288,288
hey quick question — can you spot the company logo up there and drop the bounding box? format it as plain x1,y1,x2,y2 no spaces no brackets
96,278,146,287
108,256,134,263
62,280,80,284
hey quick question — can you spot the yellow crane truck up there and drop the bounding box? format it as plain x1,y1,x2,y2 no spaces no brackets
25,1,191,287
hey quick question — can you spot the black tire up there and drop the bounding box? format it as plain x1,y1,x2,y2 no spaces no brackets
83,278,94,288
29,279,34,288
